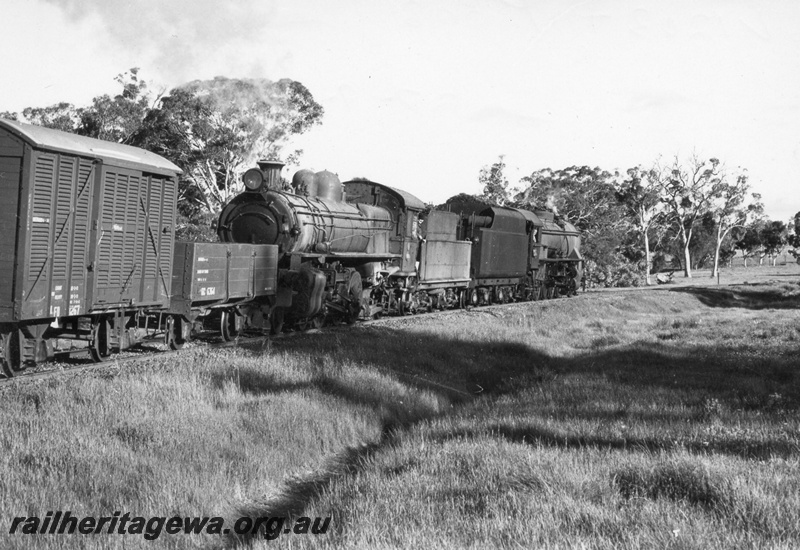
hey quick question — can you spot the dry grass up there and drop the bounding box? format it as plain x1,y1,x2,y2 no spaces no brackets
1,264,799,549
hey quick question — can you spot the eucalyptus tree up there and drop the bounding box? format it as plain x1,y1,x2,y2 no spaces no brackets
707,170,762,278
788,212,800,256
615,166,664,285
478,155,510,206
759,220,789,266
134,76,324,212
4,70,325,228
658,155,724,278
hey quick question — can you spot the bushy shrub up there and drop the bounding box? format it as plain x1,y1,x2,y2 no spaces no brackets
584,255,643,288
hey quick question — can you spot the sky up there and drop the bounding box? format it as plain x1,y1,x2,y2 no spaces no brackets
2,0,799,222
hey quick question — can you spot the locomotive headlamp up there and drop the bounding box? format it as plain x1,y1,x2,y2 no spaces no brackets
243,168,264,192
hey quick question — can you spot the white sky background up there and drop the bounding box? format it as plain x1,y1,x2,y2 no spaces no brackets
2,0,798,221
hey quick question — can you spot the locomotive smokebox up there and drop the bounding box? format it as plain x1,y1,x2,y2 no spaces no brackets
257,160,285,190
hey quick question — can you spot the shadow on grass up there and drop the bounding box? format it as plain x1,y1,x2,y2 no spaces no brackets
210,316,799,548
216,440,384,549
670,283,800,310
438,422,800,461
225,325,800,448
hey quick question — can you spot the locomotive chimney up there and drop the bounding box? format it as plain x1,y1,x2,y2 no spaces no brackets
256,160,285,190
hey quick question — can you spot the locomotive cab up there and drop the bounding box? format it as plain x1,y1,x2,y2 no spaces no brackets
343,179,426,275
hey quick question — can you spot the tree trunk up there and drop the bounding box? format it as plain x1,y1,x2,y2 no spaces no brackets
680,225,692,277
683,243,692,277
711,225,722,278
644,231,652,285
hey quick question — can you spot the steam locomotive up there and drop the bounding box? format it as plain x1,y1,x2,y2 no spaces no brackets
216,161,583,331
0,119,581,377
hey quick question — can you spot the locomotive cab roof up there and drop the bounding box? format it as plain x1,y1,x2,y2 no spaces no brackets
343,178,426,212
0,118,182,176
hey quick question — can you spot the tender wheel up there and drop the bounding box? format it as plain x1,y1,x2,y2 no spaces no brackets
165,316,188,351
90,318,112,363
469,289,479,307
2,330,26,377
220,310,241,342
458,290,466,309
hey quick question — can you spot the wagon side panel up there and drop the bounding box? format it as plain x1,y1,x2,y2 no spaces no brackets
0,130,24,322
93,167,173,309
251,245,278,297
144,174,178,305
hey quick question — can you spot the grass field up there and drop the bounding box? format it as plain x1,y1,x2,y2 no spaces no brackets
1,264,798,549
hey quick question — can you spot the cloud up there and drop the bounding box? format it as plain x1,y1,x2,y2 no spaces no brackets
41,0,277,84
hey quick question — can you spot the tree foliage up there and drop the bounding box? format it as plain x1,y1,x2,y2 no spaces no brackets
3,69,325,240
759,220,789,265
478,155,510,206
515,165,630,287
158,77,324,212
788,212,800,253
474,151,775,287
614,166,664,285
656,155,725,278
706,170,761,277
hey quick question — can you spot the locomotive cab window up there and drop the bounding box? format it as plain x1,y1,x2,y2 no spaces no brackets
408,211,420,239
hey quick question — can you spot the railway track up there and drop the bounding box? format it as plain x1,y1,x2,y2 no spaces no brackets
0,334,270,387
0,294,586,389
